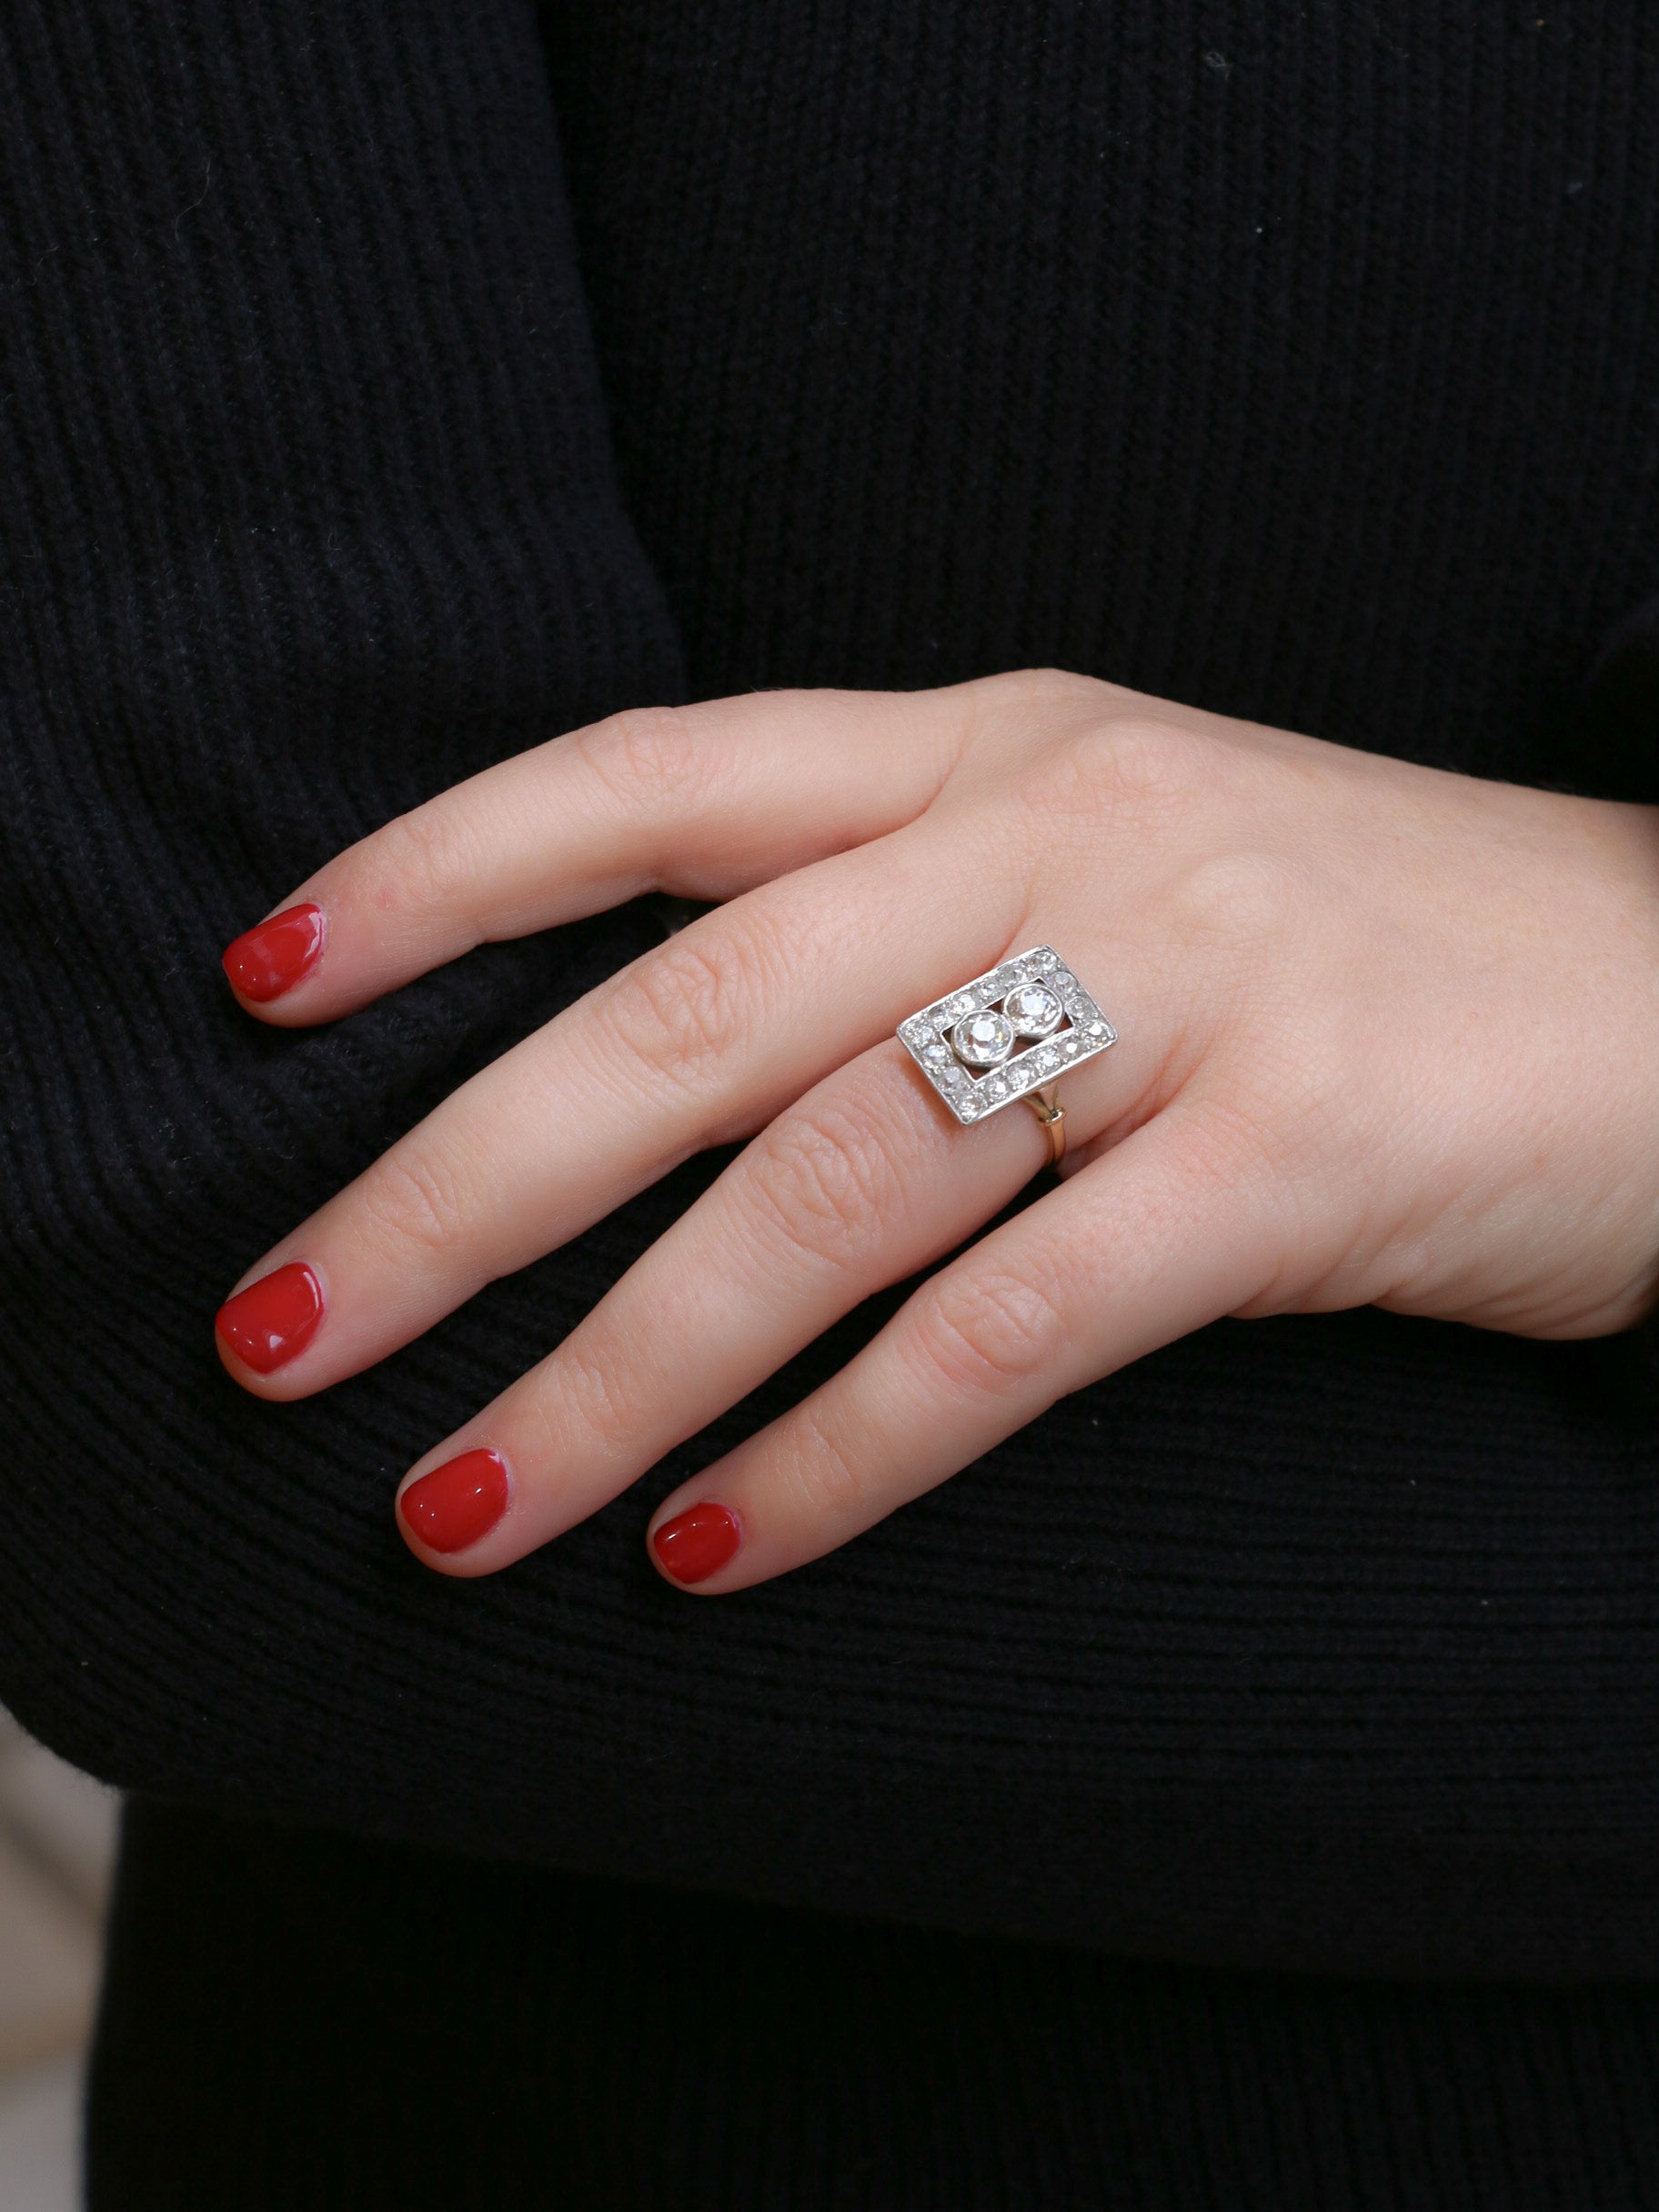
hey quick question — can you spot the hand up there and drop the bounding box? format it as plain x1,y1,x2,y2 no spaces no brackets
214,673,1659,1591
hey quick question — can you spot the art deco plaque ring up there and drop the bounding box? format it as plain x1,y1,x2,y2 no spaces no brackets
896,946,1117,1169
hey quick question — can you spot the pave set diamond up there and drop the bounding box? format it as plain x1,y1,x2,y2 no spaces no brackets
897,946,1116,1125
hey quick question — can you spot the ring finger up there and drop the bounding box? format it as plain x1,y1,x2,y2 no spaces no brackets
390,1028,1138,1572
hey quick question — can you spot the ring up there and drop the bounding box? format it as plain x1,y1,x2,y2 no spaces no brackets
1028,1087,1067,1170
896,945,1116,1166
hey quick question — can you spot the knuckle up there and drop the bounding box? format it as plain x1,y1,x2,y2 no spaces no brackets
1008,712,1212,849
370,799,489,921
356,1141,476,1262
549,1331,639,1457
784,1401,873,1523
966,666,1104,727
1095,714,1214,799
746,1092,906,1271
1171,848,1306,956
600,922,774,1091
1020,666,1107,709
573,706,715,814
1034,714,1217,830
912,1263,1071,1396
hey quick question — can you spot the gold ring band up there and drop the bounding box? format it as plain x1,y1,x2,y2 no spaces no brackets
1027,1085,1066,1169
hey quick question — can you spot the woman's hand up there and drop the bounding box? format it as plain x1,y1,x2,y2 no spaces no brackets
214,673,1659,1590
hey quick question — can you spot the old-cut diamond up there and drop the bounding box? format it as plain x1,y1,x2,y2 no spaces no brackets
952,1009,1015,1066
1003,981,1063,1037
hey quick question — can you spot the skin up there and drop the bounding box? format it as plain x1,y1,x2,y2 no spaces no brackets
216,670,1659,1591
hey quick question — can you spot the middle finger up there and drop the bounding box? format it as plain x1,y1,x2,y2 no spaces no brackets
214,825,1026,1396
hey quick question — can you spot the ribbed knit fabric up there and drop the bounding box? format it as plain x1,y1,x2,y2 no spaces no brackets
546,0,1659,789
86,1802,1659,2210
5,1,1659,2189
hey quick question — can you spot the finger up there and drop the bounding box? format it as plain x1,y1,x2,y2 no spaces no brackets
390,1039,1075,1573
214,823,1043,1398
642,1103,1276,1591
223,689,967,1023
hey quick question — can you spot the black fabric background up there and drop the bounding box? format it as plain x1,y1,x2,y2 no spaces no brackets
86,1799,1659,2210
4,0,1659,1988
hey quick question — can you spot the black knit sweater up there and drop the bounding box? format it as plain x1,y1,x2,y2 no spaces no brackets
5,0,1659,2169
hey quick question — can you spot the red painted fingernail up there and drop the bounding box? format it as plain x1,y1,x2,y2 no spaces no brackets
651,1503,741,1585
222,902,326,1001
215,1262,324,1373
399,1449,510,1555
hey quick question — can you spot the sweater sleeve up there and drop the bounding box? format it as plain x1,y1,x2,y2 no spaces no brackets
0,0,682,1771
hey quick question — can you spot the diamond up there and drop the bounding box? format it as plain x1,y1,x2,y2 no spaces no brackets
951,1010,1015,1066
923,1041,950,1063
1003,981,1063,1038
988,1078,1008,1100
940,1064,964,1086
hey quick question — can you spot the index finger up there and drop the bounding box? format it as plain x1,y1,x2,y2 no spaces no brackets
221,688,968,1022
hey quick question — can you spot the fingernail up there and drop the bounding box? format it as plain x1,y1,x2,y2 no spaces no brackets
651,1503,741,1585
399,1449,510,1555
222,902,326,1001
216,1262,324,1373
